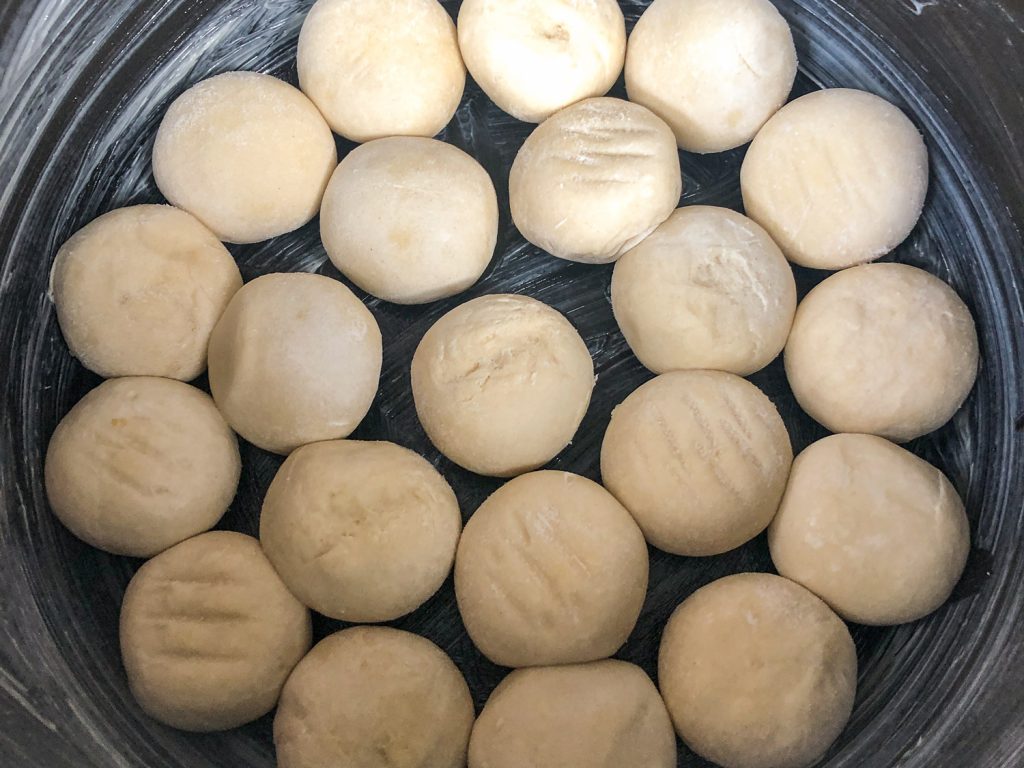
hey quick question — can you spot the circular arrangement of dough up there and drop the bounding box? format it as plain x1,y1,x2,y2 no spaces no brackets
510,97,682,264
784,263,979,442
741,88,929,269
207,273,382,455
457,0,626,123
44,377,240,558
455,470,648,667
153,71,336,244
659,573,857,768
625,0,797,153
769,433,971,626
601,370,792,557
50,205,242,380
120,531,311,731
411,294,594,477
612,205,796,376
320,137,498,304
274,627,474,768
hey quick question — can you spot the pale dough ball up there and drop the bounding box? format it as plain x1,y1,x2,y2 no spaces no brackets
625,0,797,153
659,573,857,768
207,273,382,455
412,294,594,477
741,88,929,269
455,470,648,667
510,97,682,264
45,377,240,558
469,660,676,768
601,370,792,557
297,0,465,142
612,206,796,376
274,627,474,768
457,0,626,123
153,72,337,244
321,137,498,304
120,532,312,731
784,263,979,442
50,205,241,380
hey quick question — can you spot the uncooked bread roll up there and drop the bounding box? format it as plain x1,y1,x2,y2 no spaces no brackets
412,294,594,477
741,88,929,269
45,377,240,558
785,263,979,442
612,206,796,375
510,97,682,264
120,532,311,731
602,370,792,557
50,205,241,380
153,72,336,244
659,573,857,768
625,0,797,153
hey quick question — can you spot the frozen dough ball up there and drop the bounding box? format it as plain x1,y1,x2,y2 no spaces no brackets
45,377,240,558
411,294,594,477
120,532,312,731
601,370,792,557
455,470,648,667
50,205,241,380
659,573,857,768
153,72,337,244
510,97,682,264
612,206,796,376
784,263,979,442
741,88,929,269
207,273,382,455
625,0,797,153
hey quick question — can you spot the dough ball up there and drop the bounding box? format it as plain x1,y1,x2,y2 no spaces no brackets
510,97,682,264
120,531,312,731
207,273,382,455
741,88,929,269
469,660,676,768
455,470,648,667
612,206,796,376
784,263,979,442
275,627,473,768
625,0,797,153
321,137,497,304
769,433,971,626
659,573,857,768
457,0,626,123
297,0,465,142
50,205,241,380
45,377,240,558
601,370,792,557
153,72,336,244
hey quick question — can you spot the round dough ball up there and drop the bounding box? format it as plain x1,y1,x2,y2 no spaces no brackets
455,470,648,667
612,206,796,376
207,273,382,455
659,573,857,768
469,660,676,768
321,137,497,304
741,88,929,269
297,0,465,142
50,205,241,380
784,263,979,442
120,531,312,731
153,72,337,244
45,377,240,558
769,433,971,626
601,370,792,557
275,627,473,768
510,97,682,264
457,0,626,123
